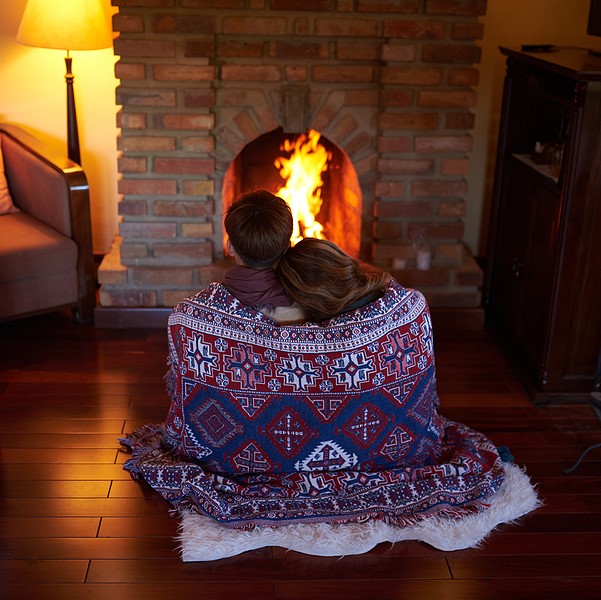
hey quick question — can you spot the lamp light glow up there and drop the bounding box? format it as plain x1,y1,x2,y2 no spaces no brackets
16,0,113,164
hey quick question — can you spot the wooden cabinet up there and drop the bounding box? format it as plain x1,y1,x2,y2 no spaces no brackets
484,47,601,403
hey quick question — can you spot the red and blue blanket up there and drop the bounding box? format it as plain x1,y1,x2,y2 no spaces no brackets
122,279,505,528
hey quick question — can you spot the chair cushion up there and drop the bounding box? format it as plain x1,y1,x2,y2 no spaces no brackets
0,211,77,283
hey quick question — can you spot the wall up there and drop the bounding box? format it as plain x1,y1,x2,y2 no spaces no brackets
0,0,120,255
470,0,597,255
0,0,598,264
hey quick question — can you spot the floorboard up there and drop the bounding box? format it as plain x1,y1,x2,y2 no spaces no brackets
1,308,600,599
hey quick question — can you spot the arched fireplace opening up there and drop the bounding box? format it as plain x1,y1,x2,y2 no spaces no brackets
222,127,362,259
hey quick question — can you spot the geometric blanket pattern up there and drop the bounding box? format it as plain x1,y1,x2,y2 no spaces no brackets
122,280,506,528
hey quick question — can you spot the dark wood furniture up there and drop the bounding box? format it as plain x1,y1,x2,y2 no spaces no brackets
484,47,601,404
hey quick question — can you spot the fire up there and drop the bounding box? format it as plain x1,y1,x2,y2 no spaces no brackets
275,129,331,244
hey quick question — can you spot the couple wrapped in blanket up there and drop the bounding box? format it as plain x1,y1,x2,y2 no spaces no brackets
121,190,505,529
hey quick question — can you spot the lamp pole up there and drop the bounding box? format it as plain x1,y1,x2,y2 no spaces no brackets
65,53,81,165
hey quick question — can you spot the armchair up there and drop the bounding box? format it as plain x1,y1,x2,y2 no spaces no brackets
0,125,96,323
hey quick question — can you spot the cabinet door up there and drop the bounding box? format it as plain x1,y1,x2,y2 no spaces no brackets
515,178,561,386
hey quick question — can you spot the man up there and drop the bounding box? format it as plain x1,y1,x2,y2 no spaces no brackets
222,189,302,324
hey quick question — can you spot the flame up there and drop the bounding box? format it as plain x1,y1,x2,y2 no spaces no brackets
275,129,331,244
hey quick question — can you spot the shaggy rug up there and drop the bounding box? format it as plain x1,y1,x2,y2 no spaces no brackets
178,462,540,561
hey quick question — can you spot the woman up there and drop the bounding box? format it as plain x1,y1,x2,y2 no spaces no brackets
276,237,389,322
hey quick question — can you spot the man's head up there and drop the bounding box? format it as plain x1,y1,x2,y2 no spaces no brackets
224,189,293,268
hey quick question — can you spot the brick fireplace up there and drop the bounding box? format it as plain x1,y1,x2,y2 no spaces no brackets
98,0,486,322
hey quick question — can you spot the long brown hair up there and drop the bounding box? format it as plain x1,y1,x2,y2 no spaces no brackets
276,238,388,322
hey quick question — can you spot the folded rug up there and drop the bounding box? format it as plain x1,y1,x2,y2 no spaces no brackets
178,461,540,561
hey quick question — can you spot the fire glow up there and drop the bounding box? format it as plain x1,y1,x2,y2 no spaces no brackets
275,129,331,244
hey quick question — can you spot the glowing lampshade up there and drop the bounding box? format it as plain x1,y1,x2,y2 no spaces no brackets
17,0,112,52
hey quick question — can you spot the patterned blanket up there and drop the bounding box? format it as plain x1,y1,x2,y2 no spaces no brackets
122,279,505,528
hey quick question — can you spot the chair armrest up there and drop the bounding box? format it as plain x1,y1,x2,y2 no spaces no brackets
0,124,96,322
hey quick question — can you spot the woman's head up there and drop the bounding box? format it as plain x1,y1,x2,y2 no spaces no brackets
276,238,388,322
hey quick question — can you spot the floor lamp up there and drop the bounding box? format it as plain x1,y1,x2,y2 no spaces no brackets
16,0,112,165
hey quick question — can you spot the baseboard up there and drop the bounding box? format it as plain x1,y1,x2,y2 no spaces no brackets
94,307,172,328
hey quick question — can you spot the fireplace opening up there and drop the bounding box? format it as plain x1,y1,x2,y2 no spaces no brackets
222,127,362,259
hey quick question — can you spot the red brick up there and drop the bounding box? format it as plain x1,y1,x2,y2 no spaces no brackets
159,114,214,130
373,221,402,239
114,0,174,6
221,65,281,82
377,136,411,153
346,89,380,105
384,20,445,39
357,0,418,12
415,135,473,152
153,65,214,81
380,113,439,130
185,40,216,58
435,243,464,263
154,157,213,175
119,222,177,239
337,42,380,61
154,242,212,262
184,90,215,109
118,199,148,216
116,87,177,107
272,0,334,9
343,131,373,156
455,254,484,286
98,289,157,308
425,0,487,16
182,0,244,6
378,158,434,175
183,181,214,196
375,200,432,218
153,15,215,34
437,200,467,217
380,90,413,107
113,14,144,33
391,268,451,287
313,65,374,82
270,41,329,59
223,17,286,35
441,157,470,175
381,44,416,62
118,156,147,173
121,243,148,259
114,39,176,58
115,62,146,80
153,200,213,217
119,179,177,195
412,179,468,196
375,181,405,197
381,67,442,85
448,67,479,86
422,44,482,64
418,90,477,108
315,19,380,37
285,66,308,81
181,223,213,238
217,40,263,58
118,136,176,152
117,113,147,129
131,267,193,285
182,136,215,153
445,111,476,129
408,220,465,240
452,22,485,40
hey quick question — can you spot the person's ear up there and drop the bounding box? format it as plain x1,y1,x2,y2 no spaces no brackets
226,239,236,257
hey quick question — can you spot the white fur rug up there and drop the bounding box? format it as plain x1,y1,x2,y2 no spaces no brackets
178,462,540,561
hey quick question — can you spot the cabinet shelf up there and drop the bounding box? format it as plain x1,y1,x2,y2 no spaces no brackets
511,153,559,184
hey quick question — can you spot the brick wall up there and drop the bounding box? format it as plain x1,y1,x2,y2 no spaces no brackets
99,0,487,310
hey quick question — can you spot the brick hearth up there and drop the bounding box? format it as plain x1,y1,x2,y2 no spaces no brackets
98,0,486,315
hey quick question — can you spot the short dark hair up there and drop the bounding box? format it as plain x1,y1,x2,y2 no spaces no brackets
225,190,293,268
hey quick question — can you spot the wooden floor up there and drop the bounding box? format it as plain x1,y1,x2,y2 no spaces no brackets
1,308,600,599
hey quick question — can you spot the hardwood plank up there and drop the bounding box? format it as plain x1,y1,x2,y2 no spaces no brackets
0,517,101,538
3,582,274,600
2,480,111,498
1,559,88,583
98,516,179,538
1,448,120,464
1,463,132,481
